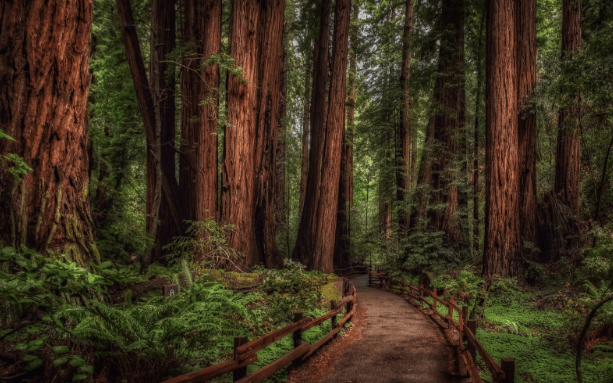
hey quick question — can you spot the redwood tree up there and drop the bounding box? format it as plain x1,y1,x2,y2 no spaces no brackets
555,0,582,215
293,0,331,268
429,0,465,245
517,0,537,256
0,0,99,265
397,0,414,236
180,0,221,225
483,0,521,285
150,0,178,260
294,0,351,273
222,0,284,269
334,2,359,270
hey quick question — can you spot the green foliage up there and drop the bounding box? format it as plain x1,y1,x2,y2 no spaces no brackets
488,277,528,306
164,219,245,270
431,266,483,302
402,231,462,273
0,129,32,181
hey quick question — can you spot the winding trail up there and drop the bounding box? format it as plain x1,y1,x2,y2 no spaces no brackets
289,275,464,383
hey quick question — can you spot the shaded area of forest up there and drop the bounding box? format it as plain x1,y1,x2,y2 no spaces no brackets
1,0,613,382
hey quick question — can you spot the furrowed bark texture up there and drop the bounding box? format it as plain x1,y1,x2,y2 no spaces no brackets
397,0,414,235
150,0,177,261
294,0,351,273
555,0,582,215
517,0,537,257
483,0,521,284
223,0,284,269
429,0,465,245
334,2,358,270
0,0,99,265
180,0,221,225
254,0,285,269
276,22,289,233
293,0,331,269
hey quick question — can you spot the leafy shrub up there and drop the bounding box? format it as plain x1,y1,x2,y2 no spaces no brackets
488,276,527,306
402,231,462,273
164,219,245,270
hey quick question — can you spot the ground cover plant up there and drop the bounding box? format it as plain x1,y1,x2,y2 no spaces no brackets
0,245,345,382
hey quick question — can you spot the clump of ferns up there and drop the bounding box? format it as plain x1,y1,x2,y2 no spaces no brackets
59,282,254,363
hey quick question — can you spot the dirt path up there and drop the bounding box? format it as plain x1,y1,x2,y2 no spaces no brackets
288,275,462,383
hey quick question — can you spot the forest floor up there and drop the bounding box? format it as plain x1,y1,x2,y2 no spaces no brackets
288,275,464,383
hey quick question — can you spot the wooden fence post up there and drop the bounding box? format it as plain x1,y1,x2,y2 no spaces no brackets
368,272,372,287
501,358,515,383
233,336,248,381
462,306,469,340
467,319,477,361
330,300,337,338
292,313,303,368
419,284,424,301
432,289,438,311
446,297,453,326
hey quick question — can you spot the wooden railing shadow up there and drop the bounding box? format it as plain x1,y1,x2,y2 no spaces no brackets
162,279,357,383
369,271,515,383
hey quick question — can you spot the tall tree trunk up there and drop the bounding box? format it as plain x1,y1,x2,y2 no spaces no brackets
334,2,358,271
180,0,221,226
116,0,186,246
517,0,537,257
276,22,289,236
0,0,99,265
483,0,521,285
254,0,285,269
150,0,177,262
223,0,284,269
473,8,485,254
223,1,261,268
293,0,332,268
299,59,312,215
411,116,436,229
429,0,465,244
293,0,351,273
555,0,582,215
397,0,414,236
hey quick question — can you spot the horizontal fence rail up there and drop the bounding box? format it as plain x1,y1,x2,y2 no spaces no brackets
368,271,514,383
162,279,357,383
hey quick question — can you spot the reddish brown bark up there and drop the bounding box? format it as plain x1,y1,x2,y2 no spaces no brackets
397,0,414,236
276,22,289,232
334,2,358,270
483,0,521,285
222,0,284,269
517,0,537,256
254,0,285,269
293,0,331,268
429,0,465,244
180,0,221,225
294,0,351,273
0,0,99,265
555,0,582,215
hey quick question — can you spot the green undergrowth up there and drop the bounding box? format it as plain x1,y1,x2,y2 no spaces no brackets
475,302,609,382
0,246,346,383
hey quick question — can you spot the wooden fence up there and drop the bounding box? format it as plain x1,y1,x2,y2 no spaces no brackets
162,280,357,383
369,271,515,383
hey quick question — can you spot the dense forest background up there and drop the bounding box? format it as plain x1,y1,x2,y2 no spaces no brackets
1,0,613,382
